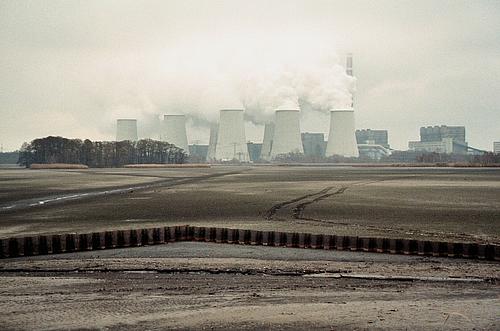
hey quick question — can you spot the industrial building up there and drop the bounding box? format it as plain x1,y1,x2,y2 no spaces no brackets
409,125,468,154
247,142,262,162
188,144,208,161
301,133,326,157
420,126,466,143
116,119,138,142
494,142,500,154
356,129,390,149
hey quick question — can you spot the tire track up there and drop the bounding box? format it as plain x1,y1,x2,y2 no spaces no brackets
264,186,335,220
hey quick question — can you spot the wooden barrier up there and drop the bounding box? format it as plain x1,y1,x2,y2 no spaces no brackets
1,226,499,261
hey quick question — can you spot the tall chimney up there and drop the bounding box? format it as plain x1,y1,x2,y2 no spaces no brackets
325,110,359,157
214,109,249,162
162,114,189,154
116,119,138,141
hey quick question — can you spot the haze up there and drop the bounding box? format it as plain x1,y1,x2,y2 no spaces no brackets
1,0,499,151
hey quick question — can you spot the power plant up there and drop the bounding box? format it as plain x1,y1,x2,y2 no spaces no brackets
214,109,250,162
162,114,189,154
113,54,365,161
259,123,275,161
325,110,359,158
206,123,219,162
270,108,304,158
116,119,138,142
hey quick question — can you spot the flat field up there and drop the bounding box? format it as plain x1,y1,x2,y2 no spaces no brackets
1,242,499,330
0,165,499,243
1,165,499,330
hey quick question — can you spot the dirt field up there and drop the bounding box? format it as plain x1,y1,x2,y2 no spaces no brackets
0,165,499,243
1,242,499,330
1,166,499,330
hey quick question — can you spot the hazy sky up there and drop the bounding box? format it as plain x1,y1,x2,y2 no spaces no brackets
1,0,499,151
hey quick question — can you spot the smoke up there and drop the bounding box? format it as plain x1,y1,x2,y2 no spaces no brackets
239,56,356,124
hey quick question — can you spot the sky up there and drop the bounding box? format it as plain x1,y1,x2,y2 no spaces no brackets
1,0,499,151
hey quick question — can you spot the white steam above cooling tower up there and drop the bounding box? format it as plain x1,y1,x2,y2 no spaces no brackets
214,109,249,162
116,119,138,141
260,123,275,160
270,109,304,158
162,114,189,154
206,123,218,162
325,109,359,157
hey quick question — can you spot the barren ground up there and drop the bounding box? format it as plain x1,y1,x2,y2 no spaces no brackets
0,242,499,330
1,165,499,330
0,165,499,243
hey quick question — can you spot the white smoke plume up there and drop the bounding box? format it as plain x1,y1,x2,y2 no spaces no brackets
239,55,356,124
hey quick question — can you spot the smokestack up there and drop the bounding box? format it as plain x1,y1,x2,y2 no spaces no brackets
162,114,189,154
346,53,354,108
206,123,218,162
214,109,249,162
270,109,303,158
260,123,275,160
325,110,359,157
116,119,138,141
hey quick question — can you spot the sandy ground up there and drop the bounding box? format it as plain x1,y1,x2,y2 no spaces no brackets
1,242,499,330
0,166,499,243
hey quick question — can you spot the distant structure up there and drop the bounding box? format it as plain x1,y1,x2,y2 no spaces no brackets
325,110,359,158
189,144,208,160
346,53,354,107
259,123,275,161
116,119,138,141
247,142,262,162
206,123,218,162
214,109,250,162
494,142,500,154
270,109,304,158
356,129,390,149
409,125,468,154
162,115,189,154
301,133,326,157
420,125,466,143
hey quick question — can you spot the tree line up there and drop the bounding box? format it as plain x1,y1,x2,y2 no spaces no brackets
18,136,187,168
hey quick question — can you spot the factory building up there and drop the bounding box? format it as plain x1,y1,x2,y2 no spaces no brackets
409,125,468,154
116,119,138,142
420,126,466,143
494,142,500,154
356,129,390,149
214,109,250,162
189,144,208,161
325,109,359,158
247,142,263,162
301,133,326,157
162,115,189,154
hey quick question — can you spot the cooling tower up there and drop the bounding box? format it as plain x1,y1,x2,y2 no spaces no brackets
206,123,218,162
162,115,189,154
270,109,303,158
259,123,275,160
325,110,359,157
116,119,138,141
214,109,249,162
